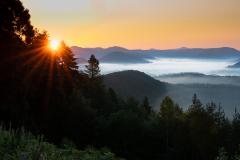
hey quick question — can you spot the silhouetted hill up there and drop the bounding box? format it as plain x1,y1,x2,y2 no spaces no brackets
195,47,240,59
70,46,130,59
103,70,167,105
227,62,240,68
128,52,155,60
104,70,240,118
70,46,106,59
170,47,188,50
71,46,240,60
106,46,129,52
75,57,88,64
99,52,151,64
138,47,240,59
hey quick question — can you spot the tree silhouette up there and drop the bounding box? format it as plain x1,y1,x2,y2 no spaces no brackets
140,95,152,119
84,54,102,85
84,54,105,110
0,0,34,45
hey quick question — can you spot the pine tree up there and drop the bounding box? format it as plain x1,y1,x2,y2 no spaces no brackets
0,0,35,128
84,54,105,110
140,95,152,119
84,54,102,85
57,41,79,71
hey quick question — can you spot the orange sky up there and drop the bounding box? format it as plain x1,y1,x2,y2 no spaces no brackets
22,0,240,50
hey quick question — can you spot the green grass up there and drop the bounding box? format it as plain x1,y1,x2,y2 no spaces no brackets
0,123,124,160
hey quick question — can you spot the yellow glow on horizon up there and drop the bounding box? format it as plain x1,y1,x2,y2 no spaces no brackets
23,0,240,50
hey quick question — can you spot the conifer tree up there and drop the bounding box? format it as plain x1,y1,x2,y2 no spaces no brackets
0,0,35,128
140,95,152,119
84,54,102,85
84,54,105,110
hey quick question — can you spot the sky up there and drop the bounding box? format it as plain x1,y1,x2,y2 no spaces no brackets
22,0,240,50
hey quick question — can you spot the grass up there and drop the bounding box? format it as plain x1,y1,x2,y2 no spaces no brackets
0,123,124,160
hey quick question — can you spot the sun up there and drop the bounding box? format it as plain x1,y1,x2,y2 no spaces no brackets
51,40,59,49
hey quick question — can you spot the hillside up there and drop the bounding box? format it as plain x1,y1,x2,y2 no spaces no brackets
137,47,240,59
75,57,88,64
70,46,130,59
227,61,240,68
103,70,167,105
127,52,155,60
99,52,151,64
195,47,240,59
104,70,240,118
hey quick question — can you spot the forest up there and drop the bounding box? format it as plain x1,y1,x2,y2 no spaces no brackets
1,0,240,159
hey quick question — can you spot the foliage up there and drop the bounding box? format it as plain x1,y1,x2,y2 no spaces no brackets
0,123,124,160
84,54,106,110
215,147,240,160
215,148,229,160
2,1,240,160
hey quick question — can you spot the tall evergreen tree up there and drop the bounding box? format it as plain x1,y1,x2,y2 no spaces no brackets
0,0,35,128
139,95,152,119
84,54,102,85
84,54,105,110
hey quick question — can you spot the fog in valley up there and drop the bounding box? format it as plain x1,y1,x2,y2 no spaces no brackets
78,58,240,76
154,84,240,119
78,58,240,119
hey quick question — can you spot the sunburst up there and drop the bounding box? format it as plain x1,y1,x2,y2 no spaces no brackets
50,40,59,49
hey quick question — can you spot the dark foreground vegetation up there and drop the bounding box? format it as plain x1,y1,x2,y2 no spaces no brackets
0,123,124,159
1,0,240,159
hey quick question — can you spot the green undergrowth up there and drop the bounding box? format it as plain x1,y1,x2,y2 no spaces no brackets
0,123,124,160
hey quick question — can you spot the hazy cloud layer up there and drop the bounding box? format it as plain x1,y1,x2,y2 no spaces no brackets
78,58,239,76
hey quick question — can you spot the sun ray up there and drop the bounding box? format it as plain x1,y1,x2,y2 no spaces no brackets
18,47,50,69
61,58,76,88
2,47,51,106
23,53,49,81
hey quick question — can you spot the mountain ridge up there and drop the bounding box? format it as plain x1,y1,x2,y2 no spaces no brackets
71,46,240,60
99,51,151,64
227,61,240,68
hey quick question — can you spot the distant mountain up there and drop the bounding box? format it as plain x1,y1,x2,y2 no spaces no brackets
75,57,88,64
71,46,240,60
143,47,240,59
127,52,155,60
99,52,151,64
70,46,130,59
227,62,240,68
70,46,106,59
170,47,188,50
106,46,129,52
195,47,240,59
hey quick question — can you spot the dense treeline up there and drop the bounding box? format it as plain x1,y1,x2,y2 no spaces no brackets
1,1,240,160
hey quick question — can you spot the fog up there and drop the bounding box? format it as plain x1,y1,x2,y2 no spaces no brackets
155,74,240,86
153,84,240,119
78,58,240,119
78,58,240,76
